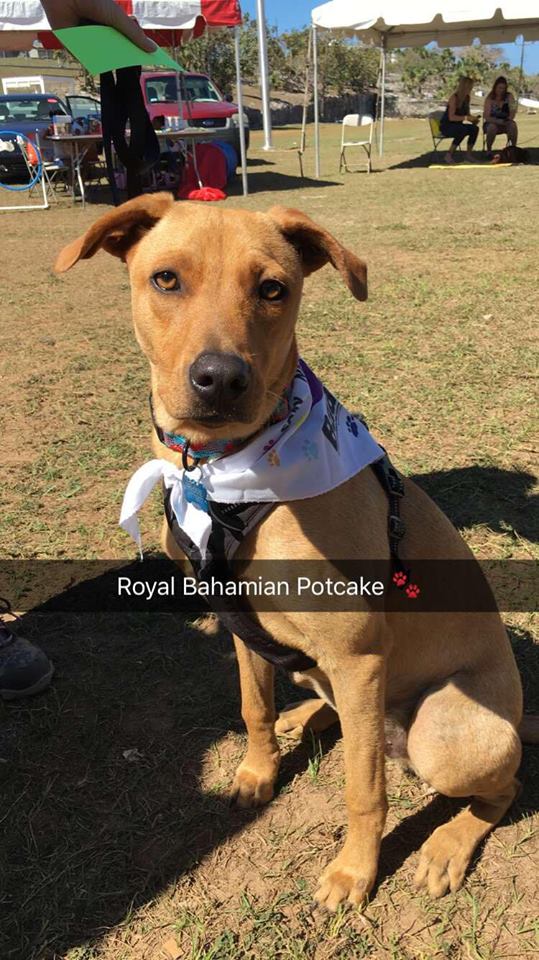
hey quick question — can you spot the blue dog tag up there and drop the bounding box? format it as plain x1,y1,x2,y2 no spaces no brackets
183,474,209,513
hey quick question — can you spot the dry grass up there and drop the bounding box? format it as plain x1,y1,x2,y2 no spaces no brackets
0,118,538,959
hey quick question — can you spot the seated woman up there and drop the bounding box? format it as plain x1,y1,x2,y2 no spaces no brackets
483,76,518,153
440,76,480,164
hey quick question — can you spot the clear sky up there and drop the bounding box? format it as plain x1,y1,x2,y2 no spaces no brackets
241,0,539,74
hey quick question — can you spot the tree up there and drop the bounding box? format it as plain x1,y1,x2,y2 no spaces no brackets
397,43,529,100
177,30,236,94
397,47,455,95
178,13,286,94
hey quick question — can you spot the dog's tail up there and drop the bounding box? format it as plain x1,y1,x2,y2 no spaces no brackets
519,715,539,744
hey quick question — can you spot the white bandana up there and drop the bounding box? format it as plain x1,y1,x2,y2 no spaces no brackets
119,360,384,558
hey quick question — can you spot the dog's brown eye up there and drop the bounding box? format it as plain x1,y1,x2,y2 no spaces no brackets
152,271,180,292
260,279,286,301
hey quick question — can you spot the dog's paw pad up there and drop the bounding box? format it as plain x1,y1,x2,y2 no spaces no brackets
228,764,276,809
314,863,373,912
275,710,305,739
414,828,470,898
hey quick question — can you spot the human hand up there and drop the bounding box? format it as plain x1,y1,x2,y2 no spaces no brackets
42,0,157,53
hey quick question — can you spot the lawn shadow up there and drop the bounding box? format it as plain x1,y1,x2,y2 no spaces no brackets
411,464,538,543
0,591,300,960
389,147,539,170
84,168,340,204
246,157,276,167
228,171,341,195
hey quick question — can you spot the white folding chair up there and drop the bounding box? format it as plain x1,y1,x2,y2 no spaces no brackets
17,132,67,203
339,114,374,174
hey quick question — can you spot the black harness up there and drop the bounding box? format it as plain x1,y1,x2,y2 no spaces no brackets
156,415,405,674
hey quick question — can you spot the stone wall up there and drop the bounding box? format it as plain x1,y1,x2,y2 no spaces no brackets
245,79,446,128
382,73,446,118
246,91,379,128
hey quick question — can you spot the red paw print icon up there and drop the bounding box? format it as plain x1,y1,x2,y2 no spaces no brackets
406,583,421,599
393,571,407,588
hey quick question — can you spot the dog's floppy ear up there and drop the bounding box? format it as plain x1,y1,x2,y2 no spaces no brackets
268,206,367,301
54,193,175,273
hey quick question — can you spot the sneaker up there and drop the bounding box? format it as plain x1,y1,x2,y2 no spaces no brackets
444,152,456,165
0,598,54,700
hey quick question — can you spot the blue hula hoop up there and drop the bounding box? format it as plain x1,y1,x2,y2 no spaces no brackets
0,130,43,191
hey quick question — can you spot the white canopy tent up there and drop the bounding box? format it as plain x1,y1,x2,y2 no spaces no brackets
311,1,539,173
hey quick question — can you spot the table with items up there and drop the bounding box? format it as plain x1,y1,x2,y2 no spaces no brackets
45,131,104,206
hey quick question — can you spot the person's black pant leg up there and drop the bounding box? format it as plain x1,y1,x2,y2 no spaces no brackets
440,120,478,149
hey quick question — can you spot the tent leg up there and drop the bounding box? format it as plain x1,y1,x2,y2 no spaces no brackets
299,26,311,162
234,26,248,197
379,36,387,157
517,37,526,97
313,24,320,178
256,0,273,150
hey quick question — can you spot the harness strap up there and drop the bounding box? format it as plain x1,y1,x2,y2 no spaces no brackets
156,406,406,673
370,454,406,565
162,450,406,676
163,489,317,673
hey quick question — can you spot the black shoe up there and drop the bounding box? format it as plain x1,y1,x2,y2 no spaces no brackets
0,598,54,700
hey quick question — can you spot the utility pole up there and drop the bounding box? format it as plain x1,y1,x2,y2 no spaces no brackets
256,0,273,150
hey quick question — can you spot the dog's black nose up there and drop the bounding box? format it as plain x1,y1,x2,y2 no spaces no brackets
190,352,251,409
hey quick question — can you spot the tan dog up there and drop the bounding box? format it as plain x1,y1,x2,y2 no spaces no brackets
56,195,535,910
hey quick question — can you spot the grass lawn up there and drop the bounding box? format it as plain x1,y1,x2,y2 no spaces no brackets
0,118,538,960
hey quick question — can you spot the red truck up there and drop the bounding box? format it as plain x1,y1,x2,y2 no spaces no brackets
141,71,249,157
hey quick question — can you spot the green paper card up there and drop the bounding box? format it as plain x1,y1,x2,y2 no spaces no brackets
54,25,183,75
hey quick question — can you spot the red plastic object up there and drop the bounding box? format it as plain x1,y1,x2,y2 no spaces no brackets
186,186,226,201
178,143,227,200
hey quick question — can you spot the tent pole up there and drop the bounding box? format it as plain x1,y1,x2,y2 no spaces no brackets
300,26,312,155
313,24,320,178
256,0,273,150
517,37,526,96
379,34,387,157
234,26,248,196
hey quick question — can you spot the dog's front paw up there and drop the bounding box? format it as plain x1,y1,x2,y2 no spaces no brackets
414,825,471,898
274,710,305,740
275,700,338,740
314,857,375,911
228,760,278,809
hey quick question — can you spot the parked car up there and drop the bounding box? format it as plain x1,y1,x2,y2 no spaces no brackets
0,92,100,179
142,71,250,158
